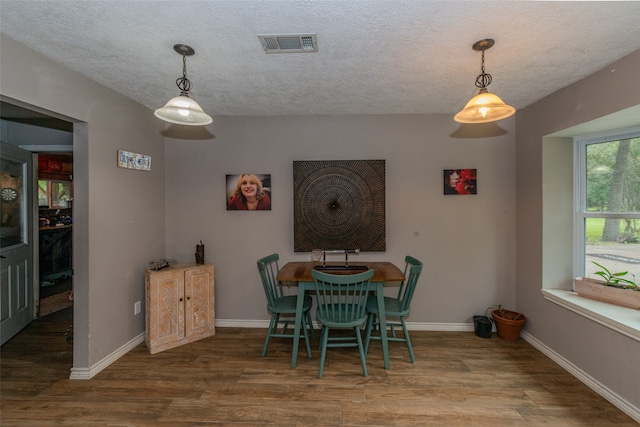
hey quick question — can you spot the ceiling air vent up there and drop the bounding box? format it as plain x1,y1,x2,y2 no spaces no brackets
258,34,318,54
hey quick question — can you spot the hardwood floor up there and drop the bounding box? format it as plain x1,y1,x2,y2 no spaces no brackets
38,292,73,318
1,316,636,426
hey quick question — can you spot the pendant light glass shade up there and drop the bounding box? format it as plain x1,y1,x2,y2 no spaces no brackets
454,38,515,124
454,89,515,124
154,94,213,126
154,44,213,126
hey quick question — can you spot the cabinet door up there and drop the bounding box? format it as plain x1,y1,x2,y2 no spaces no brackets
147,270,185,346
184,265,215,337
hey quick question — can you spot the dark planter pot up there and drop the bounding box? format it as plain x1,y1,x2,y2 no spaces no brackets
491,309,526,341
473,315,492,338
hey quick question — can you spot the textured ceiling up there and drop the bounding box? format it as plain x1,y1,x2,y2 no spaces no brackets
1,1,640,119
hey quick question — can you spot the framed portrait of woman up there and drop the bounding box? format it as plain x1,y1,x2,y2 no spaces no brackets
226,173,272,210
444,169,477,195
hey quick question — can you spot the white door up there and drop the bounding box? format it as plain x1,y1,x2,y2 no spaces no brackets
1,141,34,345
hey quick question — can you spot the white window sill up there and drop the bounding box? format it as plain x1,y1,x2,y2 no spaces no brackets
542,289,640,342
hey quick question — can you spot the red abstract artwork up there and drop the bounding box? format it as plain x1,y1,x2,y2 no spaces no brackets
444,169,477,195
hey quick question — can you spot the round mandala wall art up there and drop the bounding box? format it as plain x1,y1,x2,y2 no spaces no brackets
293,160,385,252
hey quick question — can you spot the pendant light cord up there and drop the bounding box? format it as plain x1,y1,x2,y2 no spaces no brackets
176,54,192,95
474,48,492,90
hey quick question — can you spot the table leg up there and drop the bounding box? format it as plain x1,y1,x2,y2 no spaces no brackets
376,282,390,369
291,283,306,368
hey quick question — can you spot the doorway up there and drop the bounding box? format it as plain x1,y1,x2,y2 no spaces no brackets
0,101,74,343
37,153,74,319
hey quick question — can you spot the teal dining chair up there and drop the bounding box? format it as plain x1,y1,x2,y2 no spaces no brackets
364,255,423,363
312,268,374,378
257,253,315,358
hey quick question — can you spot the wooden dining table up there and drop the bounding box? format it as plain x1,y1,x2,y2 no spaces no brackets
276,261,405,370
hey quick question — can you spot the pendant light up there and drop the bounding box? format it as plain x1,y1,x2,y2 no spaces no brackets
154,44,213,126
454,39,515,124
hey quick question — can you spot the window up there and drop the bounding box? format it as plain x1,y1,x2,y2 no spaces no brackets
542,126,640,341
575,128,640,284
38,179,72,208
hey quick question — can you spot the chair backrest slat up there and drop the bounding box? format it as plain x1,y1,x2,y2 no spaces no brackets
257,253,284,309
398,255,423,312
312,269,374,323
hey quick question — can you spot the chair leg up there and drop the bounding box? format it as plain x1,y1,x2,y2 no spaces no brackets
262,314,278,356
301,313,312,359
318,326,330,378
364,312,375,355
401,317,415,363
305,311,316,339
355,326,368,377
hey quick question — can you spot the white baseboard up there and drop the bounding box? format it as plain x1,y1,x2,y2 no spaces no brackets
215,319,272,328
406,322,475,332
69,332,145,380
522,331,640,423
215,319,476,332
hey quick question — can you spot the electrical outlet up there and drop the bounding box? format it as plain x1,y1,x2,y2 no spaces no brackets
134,301,141,315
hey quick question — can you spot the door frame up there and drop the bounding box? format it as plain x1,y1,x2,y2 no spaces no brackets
1,96,90,379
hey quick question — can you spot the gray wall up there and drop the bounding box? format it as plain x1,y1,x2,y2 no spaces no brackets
164,114,517,323
0,34,166,371
516,50,640,409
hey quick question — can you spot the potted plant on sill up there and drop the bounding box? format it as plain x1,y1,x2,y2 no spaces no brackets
486,305,526,341
574,262,640,309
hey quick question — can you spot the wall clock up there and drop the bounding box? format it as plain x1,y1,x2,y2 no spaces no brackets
1,187,18,203
293,160,385,252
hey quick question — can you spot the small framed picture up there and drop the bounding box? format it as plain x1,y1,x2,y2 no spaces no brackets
444,169,477,195
226,173,272,210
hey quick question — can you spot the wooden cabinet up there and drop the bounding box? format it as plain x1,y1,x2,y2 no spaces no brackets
145,263,215,354
39,226,73,281
38,154,73,181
